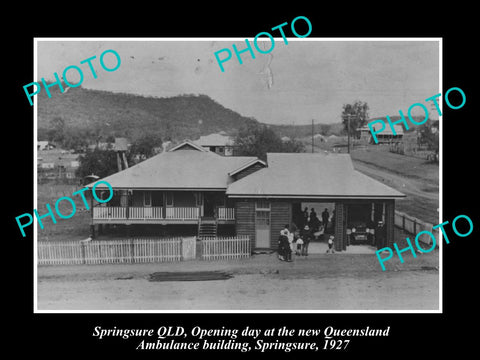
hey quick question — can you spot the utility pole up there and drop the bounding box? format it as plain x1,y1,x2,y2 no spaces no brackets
344,114,351,154
347,114,351,154
345,113,356,154
311,119,314,153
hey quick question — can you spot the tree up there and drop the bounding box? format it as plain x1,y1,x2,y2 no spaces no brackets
319,123,330,135
129,133,163,160
49,116,65,144
234,122,304,160
341,101,369,139
76,148,124,179
63,131,89,152
417,122,439,154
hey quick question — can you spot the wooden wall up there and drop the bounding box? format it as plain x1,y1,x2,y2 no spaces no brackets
234,200,256,250
270,201,292,250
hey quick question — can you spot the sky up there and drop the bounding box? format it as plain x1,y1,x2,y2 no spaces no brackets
36,39,440,125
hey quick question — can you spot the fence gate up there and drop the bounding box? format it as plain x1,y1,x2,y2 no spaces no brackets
181,237,197,260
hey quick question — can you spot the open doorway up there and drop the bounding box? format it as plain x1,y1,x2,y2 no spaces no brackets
291,201,379,254
292,201,335,243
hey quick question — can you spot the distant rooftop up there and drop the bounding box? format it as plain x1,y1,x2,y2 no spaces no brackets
194,133,234,147
365,122,405,136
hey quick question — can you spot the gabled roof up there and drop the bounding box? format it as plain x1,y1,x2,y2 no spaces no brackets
168,140,208,152
228,159,266,177
226,152,405,199
92,147,258,190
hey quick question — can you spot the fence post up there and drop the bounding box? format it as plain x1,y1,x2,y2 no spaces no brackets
402,215,405,231
181,237,185,261
130,238,135,263
413,219,417,234
81,242,86,264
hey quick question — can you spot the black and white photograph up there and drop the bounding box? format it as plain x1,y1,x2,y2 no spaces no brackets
33,38,441,312
7,7,479,358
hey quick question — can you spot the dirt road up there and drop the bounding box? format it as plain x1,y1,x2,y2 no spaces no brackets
37,250,439,311
352,160,439,224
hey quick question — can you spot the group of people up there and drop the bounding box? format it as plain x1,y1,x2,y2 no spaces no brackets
278,224,308,262
277,222,336,262
278,206,337,262
296,207,333,234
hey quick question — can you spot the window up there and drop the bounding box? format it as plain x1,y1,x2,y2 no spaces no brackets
255,210,270,225
165,192,173,206
255,201,270,211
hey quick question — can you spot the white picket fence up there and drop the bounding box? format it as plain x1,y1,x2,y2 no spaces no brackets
38,236,250,265
201,236,251,260
394,210,439,245
38,238,186,265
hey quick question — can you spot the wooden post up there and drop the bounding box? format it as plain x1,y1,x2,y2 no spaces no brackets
81,242,86,264
334,202,344,252
126,190,130,219
385,200,395,248
130,238,135,263
343,204,348,250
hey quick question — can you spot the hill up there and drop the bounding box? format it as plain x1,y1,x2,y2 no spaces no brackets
268,122,344,139
37,85,258,144
37,85,435,148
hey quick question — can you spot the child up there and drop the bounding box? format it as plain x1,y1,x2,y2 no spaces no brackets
296,236,304,255
326,235,335,254
288,230,295,253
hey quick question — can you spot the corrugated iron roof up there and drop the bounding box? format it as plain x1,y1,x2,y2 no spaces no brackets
226,152,405,199
92,148,257,189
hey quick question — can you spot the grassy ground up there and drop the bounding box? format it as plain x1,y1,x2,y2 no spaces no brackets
349,146,439,185
349,147,439,224
37,183,92,242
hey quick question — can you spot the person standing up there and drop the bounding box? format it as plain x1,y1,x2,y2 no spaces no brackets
277,230,286,261
376,220,386,249
302,207,309,228
322,208,330,234
300,225,312,256
279,226,292,262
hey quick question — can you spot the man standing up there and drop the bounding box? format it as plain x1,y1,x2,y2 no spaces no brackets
300,225,312,256
322,208,330,234
376,220,386,249
302,207,309,228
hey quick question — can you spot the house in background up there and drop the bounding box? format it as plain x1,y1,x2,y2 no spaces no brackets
89,141,404,252
194,133,236,156
37,149,81,181
362,123,404,144
37,141,56,151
